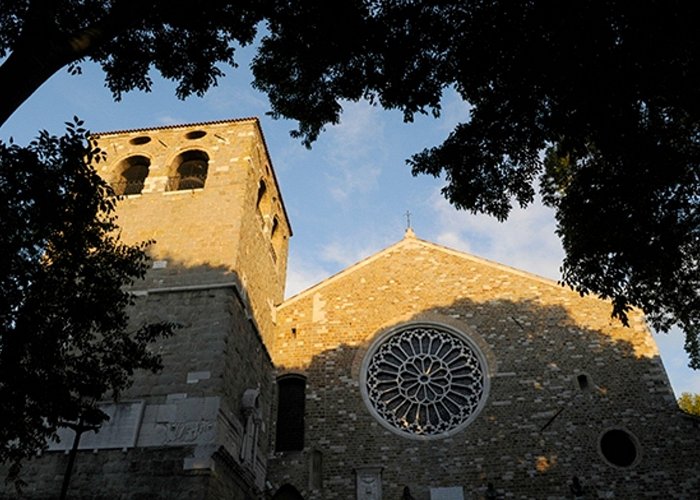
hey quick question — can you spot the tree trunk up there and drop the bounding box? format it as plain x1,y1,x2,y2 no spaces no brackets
59,423,84,500
0,0,131,129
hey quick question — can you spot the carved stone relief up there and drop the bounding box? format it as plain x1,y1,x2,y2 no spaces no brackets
355,466,383,500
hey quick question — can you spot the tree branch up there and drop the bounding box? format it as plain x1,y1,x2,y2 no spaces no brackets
0,0,144,127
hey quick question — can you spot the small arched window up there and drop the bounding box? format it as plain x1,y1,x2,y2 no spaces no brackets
114,155,150,195
275,375,306,452
169,150,209,191
271,216,285,262
256,179,270,215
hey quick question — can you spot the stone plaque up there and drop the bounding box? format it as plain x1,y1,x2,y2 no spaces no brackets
48,401,144,451
355,466,382,500
430,486,465,500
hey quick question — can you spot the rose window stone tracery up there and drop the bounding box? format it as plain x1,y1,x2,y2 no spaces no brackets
362,324,488,438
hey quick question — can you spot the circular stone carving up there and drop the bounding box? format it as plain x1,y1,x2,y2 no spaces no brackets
361,323,488,438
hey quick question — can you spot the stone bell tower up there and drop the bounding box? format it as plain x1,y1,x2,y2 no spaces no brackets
16,119,291,500
95,118,291,345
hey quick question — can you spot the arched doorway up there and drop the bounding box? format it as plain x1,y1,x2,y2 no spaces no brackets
271,484,304,500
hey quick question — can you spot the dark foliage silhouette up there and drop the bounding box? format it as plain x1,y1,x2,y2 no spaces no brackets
0,119,173,478
0,2,697,364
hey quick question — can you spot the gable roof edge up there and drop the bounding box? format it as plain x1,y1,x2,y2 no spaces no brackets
280,235,567,309
280,237,410,307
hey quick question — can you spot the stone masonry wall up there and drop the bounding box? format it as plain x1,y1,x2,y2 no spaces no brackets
4,446,208,500
267,234,699,499
4,286,274,500
95,120,254,289
93,119,290,334
233,125,290,346
1,120,285,499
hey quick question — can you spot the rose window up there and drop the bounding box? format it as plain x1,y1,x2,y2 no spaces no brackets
362,324,488,438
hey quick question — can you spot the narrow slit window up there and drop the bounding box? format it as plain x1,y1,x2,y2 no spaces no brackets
275,375,306,452
257,179,271,215
271,217,285,262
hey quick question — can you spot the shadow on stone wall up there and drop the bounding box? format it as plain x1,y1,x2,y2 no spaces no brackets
1,257,274,500
269,296,697,500
4,256,698,500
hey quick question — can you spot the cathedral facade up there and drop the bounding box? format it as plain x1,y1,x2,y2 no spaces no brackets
4,119,698,499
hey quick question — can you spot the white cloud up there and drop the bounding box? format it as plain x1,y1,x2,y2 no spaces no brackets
321,102,386,201
327,164,382,202
437,87,471,132
157,115,179,126
285,231,390,297
203,84,270,115
284,258,332,298
320,238,385,269
428,189,564,280
328,101,385,149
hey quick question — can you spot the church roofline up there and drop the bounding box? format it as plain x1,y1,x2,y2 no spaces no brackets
280,230,568,308
92,117,260,137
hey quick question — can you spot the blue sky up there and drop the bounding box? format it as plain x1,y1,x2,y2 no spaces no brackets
1,45,697,398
